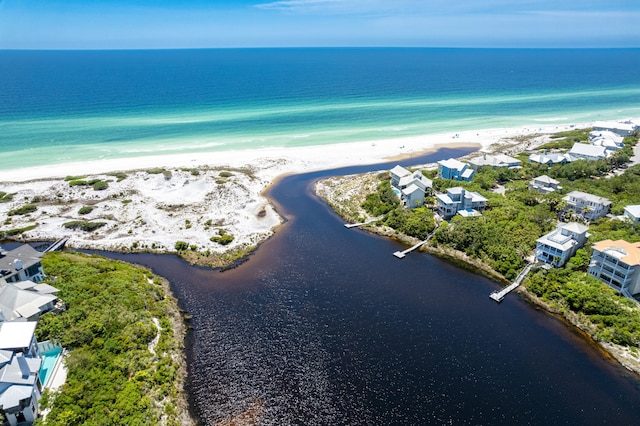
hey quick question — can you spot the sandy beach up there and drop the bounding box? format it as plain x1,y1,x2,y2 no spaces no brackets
0,122,594,263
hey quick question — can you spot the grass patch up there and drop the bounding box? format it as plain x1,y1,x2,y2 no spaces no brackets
78,206,94,215
0,224,38,239
8,204,37,216
0,192,14,203
62,221,107,232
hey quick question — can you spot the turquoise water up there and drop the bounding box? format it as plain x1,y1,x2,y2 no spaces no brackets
1,48,640,170
39,347,62,386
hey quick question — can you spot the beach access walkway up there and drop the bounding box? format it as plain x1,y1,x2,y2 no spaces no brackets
43,236,69,253
392,224,440,259
489,263,535,303
344,216,383,228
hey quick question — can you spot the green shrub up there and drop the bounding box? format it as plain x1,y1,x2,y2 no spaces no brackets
8,204,37,216
107,172,128,181
219,171,233,178
0,192,13,203
62,221,106,231
78,206,94,215
210,232,234,245
92,180,109,191
174,241,189,251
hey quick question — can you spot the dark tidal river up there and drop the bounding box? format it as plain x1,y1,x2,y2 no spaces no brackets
82,147,640,425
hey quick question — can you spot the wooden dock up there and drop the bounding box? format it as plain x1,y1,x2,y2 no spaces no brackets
43,237,69,253
344,216,383,228
393,239,429,259
489,263,534,302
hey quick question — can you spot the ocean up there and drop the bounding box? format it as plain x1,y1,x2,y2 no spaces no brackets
1,48,640,170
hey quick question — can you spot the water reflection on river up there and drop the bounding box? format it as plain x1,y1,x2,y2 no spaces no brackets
83,148,639,425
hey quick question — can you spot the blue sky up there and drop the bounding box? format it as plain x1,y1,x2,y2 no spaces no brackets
1,0,639,49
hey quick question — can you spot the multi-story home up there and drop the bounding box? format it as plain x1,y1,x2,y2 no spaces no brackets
389,165,433,209
0,246,46,284
568,143,609,161
437,158,474,182
535,222,589,267
592,120,637,137
624,205,640,225
528,152,572,166
589,130,624,151
435,187,487,219
563,191,611,221
468,153,521,170
588,239,640,296
529,175,562,194
0,321,43,426
0,281,61,322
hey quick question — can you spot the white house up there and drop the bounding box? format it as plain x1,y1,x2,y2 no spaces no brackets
589,130,624,152
435,187,487,219
0,282,61,322
568,143,609,161
535,222,589,267
389,165,433,209
563,191,611,221
528,152,572,166
624,205,640,225
529,175,562,194
588,239,640,296
0,322,43,426
592,120,637,137
468,153,521,170
0,246,45,284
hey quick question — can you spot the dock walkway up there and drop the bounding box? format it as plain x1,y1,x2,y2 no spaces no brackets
489,263,534,302
43,236,69,253
344,216,383,228
393,223,440,259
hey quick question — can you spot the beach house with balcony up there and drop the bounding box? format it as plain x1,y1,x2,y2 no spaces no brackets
563,191,611,221
592,120,637,137
0,281,61,322
528,152,572,166
588,240,640,296
389,165,433,209
535,222,589,267
437,158,474,182
568,143,609,161
435,187,487,219
468,153,521,170
0,246,45,284
0,322,43,426
623,205,640,225
529,175,562,194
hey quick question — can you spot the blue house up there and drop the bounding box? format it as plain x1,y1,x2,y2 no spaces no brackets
437,158,474,182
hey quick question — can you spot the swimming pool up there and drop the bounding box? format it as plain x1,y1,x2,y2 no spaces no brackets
39,347,62,386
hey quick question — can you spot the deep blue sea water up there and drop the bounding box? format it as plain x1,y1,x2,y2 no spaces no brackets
1,48,640,169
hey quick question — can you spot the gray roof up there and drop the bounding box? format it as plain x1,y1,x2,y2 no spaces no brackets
624,205,640,218
0,354,41,410
569,143,607,158
564,191,611,206
532,175,559,185
0,245,43,279
0,285,57,321
390,165,411,178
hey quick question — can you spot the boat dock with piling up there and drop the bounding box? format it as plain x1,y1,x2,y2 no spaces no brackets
489,263,534,302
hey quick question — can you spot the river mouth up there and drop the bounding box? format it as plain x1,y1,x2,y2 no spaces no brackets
15,146,640,425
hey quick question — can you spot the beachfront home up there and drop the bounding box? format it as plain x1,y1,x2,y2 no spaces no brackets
437,158,474,182
624,205,640,225
0,246,45,284
535,222,589,267
592,120,637,137
528,152,572,166
389,165,433,209
568,143,609,161
0,322,43,426
563,191,611,221
0,281,61,322
588,240,640,296
468,153,521,170
589,130,624,151
435,187,487,219
529,175,562,194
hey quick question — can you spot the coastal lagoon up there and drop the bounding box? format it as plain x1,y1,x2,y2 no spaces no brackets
2,48,640,169
91,149,640,425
